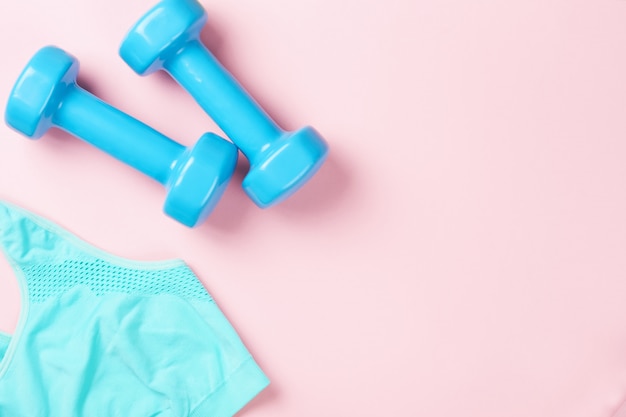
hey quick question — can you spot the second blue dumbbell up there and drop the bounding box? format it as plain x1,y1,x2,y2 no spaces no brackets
120,0,329,208
5,46,237,227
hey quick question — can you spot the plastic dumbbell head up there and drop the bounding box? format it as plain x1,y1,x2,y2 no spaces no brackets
120,0,207,76
164,132,237,226
5,46,79,138
242,126,329,207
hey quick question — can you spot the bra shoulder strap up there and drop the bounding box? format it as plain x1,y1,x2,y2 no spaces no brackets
0,201,90,268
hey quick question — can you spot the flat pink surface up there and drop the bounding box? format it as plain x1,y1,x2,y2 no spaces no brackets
1,1,626,416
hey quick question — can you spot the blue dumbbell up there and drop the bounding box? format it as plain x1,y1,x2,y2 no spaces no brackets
5,46,237,227
120,0,329,208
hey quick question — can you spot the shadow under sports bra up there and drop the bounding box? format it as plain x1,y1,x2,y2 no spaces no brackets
0,201,268,417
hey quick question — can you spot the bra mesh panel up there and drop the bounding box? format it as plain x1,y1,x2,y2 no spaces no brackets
21,259,211,304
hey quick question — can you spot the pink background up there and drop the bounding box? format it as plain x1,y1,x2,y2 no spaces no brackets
1,0,626,416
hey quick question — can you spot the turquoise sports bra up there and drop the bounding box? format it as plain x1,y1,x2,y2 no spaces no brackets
0,201,268,416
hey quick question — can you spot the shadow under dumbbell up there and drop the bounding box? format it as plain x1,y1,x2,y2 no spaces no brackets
203,146,350,231
76,74,103,99
198,9,225,58
203,154,254,232
276,146,352,216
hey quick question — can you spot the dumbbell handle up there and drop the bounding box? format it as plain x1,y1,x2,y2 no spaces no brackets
165,40,282,162
53,84,185,185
